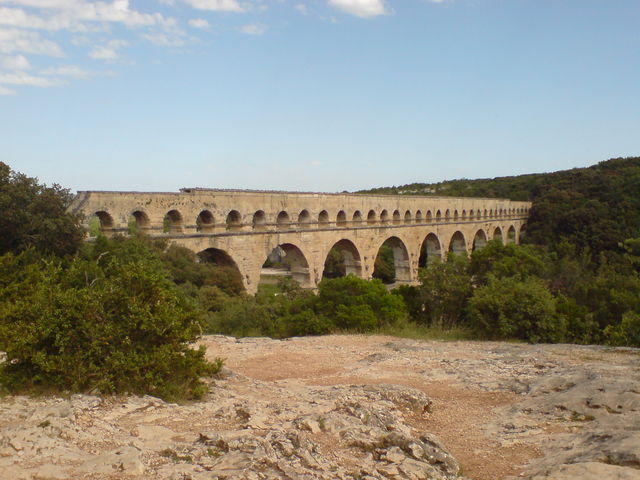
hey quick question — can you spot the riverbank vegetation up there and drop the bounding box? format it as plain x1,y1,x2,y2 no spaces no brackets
1,157,639,399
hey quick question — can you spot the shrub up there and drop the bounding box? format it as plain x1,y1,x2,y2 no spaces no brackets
604,311,640,347
0,250,221,401
467,276,566,343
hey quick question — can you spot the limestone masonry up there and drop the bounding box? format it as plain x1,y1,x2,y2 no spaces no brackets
69,189,530,293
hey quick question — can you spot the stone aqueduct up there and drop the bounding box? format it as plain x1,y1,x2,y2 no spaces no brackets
69,189,531,294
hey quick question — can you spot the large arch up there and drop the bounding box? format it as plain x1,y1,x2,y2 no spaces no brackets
493,226,503,243
448,231,467,256
507,225,517,244
322,239,363,279
197,247,245,292
418,232,442,267
472,229,487,251
263,242,312,288
373,236,411,283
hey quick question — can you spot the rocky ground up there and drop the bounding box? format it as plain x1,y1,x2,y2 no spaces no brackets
1,335,639,480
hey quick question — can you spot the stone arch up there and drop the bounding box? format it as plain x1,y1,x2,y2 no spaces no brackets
318,210,330,226
507,225,517,243
415,210,423,223
226,210,242,231
468,209,473,220
436,210,442,222
196,210,214,232
252,210,266,230
392,210,401,224
472,229,487,251
380,209,389,223
448,231,467,256
164,209,183,233
93,211,114,235
493,226,503,243
336,210,347,226
322,239,363,279
453,210,459,221
373,236,411,283
483,209,488,218
367,209,376,225
445,209,451,220
197,247,244,292
130,210,150,233
519,223,527,240
404,210,412,223
298,209,312,228
352,210,363,225
419,232,442,267
264,242,312,288
426,210,433,222
277,211,290,228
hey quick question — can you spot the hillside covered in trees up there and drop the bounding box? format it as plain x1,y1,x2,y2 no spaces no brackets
359,157,640,257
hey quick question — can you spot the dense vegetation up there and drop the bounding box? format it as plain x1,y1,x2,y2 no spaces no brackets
1,155,639,402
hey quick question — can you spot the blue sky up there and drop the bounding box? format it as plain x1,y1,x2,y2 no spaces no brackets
1,0,639,193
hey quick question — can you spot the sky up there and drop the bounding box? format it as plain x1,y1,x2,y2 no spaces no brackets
1,0,639,193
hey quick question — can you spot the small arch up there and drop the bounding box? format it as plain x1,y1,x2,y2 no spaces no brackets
196,210,214,232
426,210,433,223
472,229,487,251
507,225,517,243
415,210,423,223
404,210,412,223
448,231,467,256
436,210,442,222
336,210,347,226
392,210,401,224
468,209,473,220
298,209,312,228
352,210,363,225
493,227,503,243
225,210,242,231
489,209,494,218
461,210,467,219
318,210,330,225
130,210,150,234
164,209,184,233
482,209,487,219
277,211,290,228
322,239,363,279
419,232,442,267
445,209,451,220
367,209,376,225
380,209,389,223
93,211,114,234
373,236,411,283
252,210,266,230
453,210,459,221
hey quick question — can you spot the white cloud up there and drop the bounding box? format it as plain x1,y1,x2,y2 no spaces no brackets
0,84,16,94
295,3,307,14
0,54,31,70
40,64,93,77
141,32,185,46
182,0,244,12
0,71,64,86
0,27,64,56
187,18,209,29
239,23,265,35
328,0,387,18
89,39,127,60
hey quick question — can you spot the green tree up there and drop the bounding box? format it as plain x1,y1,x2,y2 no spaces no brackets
0,162,84,257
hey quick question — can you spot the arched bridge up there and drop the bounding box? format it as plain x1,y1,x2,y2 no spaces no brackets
69,189,531,294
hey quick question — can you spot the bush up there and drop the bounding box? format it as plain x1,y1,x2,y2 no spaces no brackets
604,311,640,347
316,275,406,331
0,250,221,401
467,276,566,343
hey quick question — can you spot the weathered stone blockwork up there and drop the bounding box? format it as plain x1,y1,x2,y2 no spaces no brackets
69,189,530,294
